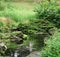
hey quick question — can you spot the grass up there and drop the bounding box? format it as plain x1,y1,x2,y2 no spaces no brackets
9,2,36,20
0,2,36,23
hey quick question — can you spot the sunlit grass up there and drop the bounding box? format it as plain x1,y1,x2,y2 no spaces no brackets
0,2,36,22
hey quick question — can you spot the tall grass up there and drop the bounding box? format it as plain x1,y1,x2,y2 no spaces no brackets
0,2,36,22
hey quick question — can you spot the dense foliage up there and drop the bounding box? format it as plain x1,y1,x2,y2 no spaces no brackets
42,30,60,57
0,0,60,57
17,18,55,50
34,0,60,57
35,1,60,28
26,0,60,57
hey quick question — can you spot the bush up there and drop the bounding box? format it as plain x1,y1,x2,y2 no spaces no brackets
42,30,60,57
35,0,60,28
17,18,55,50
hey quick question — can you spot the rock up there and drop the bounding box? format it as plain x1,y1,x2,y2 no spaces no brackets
26,51,41,57
5,48,14,56
10,31,23,44
17,46,30,57
0,42,7,55
0,42,7,50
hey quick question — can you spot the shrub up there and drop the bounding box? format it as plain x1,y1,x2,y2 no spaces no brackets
42,30,60,57
17,18,55,49
35,0,60,28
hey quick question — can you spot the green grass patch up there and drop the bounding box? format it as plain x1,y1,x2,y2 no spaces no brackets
0,2,36,22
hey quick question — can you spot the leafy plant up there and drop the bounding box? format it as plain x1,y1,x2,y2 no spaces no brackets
42,30,60,57
35,0,60,28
